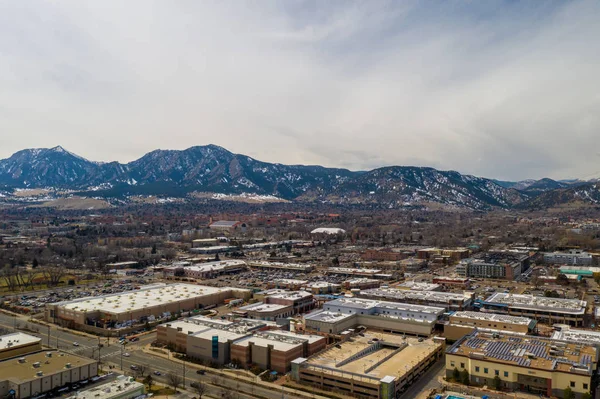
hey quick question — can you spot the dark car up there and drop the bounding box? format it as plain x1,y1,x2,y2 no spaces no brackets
196,370,205,375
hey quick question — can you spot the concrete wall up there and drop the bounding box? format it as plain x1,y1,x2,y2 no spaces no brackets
6,362,98,399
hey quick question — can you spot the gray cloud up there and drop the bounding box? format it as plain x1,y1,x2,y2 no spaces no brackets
0,1,598,180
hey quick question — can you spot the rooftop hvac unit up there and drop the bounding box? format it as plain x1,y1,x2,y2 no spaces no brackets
46,352,53,357
18,358,26,364
36,371,43,377
65,363,72,369
33,362,41,368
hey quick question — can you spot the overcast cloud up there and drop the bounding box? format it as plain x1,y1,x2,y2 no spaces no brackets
0,1,599,181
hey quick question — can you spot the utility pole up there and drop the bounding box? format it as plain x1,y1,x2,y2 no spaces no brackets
47,325,50,347
182,359,186,388
120,344,123,371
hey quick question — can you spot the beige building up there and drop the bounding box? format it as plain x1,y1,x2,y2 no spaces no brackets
0,350,98,399
445,311,536,341
446,330,597,398
304,298,444,336
46,283,251,332
0,333,42,361
292,332,445,399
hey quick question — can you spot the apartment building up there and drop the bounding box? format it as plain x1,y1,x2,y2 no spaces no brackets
544,250,593,266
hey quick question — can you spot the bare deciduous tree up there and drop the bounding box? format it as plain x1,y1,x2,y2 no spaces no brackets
42,265,65,286
166,372,182,391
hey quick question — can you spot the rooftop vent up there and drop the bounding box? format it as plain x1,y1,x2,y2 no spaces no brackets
18,358,26,364
36,371,43,377
65,363,72,369
46,352,53,358
33,362,41,368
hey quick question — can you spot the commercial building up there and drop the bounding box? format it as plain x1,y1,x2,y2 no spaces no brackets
209,220,246,231
432,277,470,288
306,282,341,295
551,326,600,348
156,316,324,372
399,258,428,272
417,248,470,264
46,283,251,332
480,293,587,327
248,261,314,273
291,332,445,399
558,266,600,277
361,249,407,262
310,228,345,235
305,297,444,336
235,303,294,321
544,250,593,266
266,291,315,314
0,350,98,399
444,311,536,341
446,330,597,398
164,260,246,279
397,281,441,291
357,288,472,311
156,316,269,364
67,376,144,399
267,279,309,290
343,279,381,290
326,268,382,277
231,330,326,373
0,333,42,361
457,251,529,280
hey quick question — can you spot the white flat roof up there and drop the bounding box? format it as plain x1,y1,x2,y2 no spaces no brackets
360,288,469,304
267,291,312,301
239,303,290,313
69,375,144,399
304,310,355,323
0,332,41,351
485,293,586,314
451,311,534,326
552,328,600,345
56,283,237,314
274,279,309,285
166,260,246,273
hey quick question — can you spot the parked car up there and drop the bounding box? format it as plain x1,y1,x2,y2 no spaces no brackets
153,371,162,376
73,342,79,347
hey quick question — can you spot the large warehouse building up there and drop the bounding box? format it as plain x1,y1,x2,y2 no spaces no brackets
45,283,251,333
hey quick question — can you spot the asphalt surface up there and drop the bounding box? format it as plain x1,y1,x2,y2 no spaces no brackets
399,358,445,399
0,313,306,399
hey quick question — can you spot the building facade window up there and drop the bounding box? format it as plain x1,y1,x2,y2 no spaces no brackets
475,366,480,372
570,382,575,388
484,368,488,374
504,371,509,377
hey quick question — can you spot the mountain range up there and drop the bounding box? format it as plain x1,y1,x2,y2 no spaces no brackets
0,145,598,210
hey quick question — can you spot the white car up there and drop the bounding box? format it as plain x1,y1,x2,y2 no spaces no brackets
123,352,130,357
73,342,80,347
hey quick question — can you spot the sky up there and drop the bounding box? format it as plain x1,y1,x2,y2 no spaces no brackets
0,1,599,181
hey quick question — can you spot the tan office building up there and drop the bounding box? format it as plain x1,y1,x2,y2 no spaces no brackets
0,350,98,399
0,333,42,361
445,311,536,341
446,330,597,398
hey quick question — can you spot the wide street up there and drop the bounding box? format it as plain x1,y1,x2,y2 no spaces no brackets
0,312,312,399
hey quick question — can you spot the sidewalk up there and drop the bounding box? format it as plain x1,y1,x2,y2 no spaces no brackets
438,376,543,399
141,344,338,399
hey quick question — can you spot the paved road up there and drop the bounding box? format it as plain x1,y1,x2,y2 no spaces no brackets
0,313,300,399
399,358,445,399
